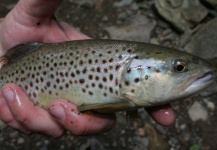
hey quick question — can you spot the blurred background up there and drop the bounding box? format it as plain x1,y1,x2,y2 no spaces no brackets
0,0,217,150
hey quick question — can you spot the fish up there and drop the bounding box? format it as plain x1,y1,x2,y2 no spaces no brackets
0,39,215,129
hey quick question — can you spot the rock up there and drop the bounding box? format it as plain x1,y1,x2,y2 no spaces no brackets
113,0,133,7
155,0,208,32
17,137,25,144
144,123,170,150
188,101,208,122
136,128,145,136
70,0,95,8
184,18,217,58
203,99,215,111
105,14,156,42
204,0,217,11
78,138,104,150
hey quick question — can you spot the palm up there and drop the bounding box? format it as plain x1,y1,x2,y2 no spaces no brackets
0,0,88,53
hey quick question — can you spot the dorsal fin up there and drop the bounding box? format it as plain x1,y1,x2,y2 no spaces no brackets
0,42,44,68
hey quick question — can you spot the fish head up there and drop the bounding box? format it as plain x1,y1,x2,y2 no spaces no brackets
121,45,215,107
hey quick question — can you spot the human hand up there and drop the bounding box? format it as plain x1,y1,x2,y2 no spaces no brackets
0,0,175,137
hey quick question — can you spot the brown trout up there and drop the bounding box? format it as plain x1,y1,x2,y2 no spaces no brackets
0,39,215,129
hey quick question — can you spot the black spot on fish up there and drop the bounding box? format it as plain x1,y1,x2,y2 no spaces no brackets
82,88,86,93
97,67,101,73
95,76,99,81
104,68,108,73
134,78,140,83
109,58,113,63
134,55,139,59
155,69,160,73
102,77,107,82
127,68,131,73
125,81,130,86
71,72,75,77
88,74,93,80
82,68,87,74
79,79,85,84
118,55,123,60
102,60,107,64
84,53,88,57
109,87,113,93
91,83,95,87
89,91,93,95
98,83,103,89
115,65,121,71
88,59,92,64
127,49,132,53
109,74,113,81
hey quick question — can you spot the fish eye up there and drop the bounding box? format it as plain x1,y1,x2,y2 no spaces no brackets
173,59,188,72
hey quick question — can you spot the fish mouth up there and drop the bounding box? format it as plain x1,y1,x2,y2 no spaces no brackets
186,69,215,92
193,73,213,86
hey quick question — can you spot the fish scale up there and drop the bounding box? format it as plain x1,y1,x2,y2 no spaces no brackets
0,39,215,130
0,40,138,108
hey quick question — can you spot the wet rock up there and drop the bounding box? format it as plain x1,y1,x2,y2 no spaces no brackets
184,18,217,58
155,0,208,31
105,14,156,42
188,101,208,122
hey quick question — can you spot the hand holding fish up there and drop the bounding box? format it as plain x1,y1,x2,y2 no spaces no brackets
0,0,175,136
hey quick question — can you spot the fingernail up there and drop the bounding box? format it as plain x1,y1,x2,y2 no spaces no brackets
49,104,65,121
1,87,14,103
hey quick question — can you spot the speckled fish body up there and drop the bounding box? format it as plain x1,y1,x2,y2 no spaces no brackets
0,39,215,129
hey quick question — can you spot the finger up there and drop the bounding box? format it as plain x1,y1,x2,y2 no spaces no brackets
145,104,175,126
17,0,62,19
1,83,65,137
49,99,116,135
43,21,90,42
0,92,31,134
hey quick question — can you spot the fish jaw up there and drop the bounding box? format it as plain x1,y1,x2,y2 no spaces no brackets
182,69,215,96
